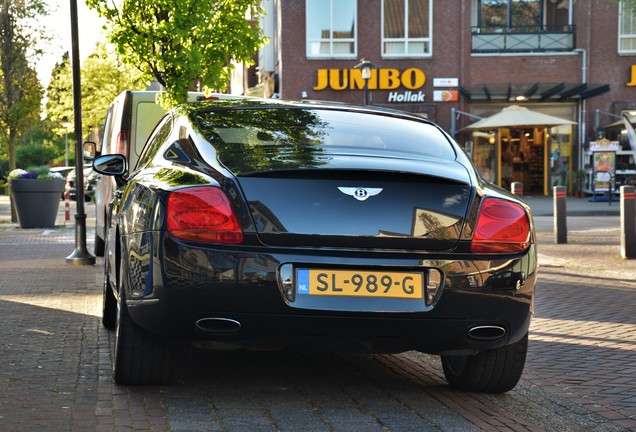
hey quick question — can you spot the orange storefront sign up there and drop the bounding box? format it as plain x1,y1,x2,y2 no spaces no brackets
314,68,426,91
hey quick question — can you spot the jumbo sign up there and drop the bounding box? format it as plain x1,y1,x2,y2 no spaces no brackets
314,68,427,102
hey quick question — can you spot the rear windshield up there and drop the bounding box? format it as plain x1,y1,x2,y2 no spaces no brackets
194,107,456,161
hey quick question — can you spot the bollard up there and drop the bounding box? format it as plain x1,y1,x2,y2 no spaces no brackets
511,182,523,196
553,186,567,244
64,190,71,222
620,185,636,259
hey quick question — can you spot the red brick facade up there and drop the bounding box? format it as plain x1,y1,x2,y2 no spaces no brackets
272,1,633,132
261,0,636,188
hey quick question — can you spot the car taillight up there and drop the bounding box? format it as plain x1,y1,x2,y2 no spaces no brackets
471,198,530,253
167,187,243,244
114,130,130,159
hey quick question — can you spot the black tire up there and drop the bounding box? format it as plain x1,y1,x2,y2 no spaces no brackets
441,333,528,393
101,238,117,330
94,230,105,257
113,274,174,385
113,293,175,385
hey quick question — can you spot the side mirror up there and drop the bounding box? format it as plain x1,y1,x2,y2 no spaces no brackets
83,141,100,161
93,154,127,177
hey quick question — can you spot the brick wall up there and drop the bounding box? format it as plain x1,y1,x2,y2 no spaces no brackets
275,0,636,140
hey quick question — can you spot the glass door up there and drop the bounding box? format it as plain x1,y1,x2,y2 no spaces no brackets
549,125,572,194
473,131,498,184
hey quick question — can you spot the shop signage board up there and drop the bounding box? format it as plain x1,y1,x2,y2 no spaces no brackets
388,91,426,102
433,90,458,102
314,67,433,103
313,68,460,104
314,68,426,91
589,140,619,193
433,78,459,87
627,65,636,87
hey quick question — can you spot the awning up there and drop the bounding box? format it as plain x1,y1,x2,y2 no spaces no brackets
459,82,611,102
463,105,577,130
603,115,636,129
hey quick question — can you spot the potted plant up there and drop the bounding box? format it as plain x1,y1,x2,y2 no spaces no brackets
8,167,66,228
571,169,587,197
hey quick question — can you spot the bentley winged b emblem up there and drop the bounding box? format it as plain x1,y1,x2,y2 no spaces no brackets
338,187,383,201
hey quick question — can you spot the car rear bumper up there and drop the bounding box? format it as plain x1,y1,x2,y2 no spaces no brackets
122,233,536,354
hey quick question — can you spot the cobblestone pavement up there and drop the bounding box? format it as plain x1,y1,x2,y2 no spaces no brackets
0,198,634,431
528,225,636,431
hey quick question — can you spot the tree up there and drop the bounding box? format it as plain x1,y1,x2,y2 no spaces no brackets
45,44,140,136
0,0,47,172
45,52,73,136
81,43,141,132
86,0,267,107
18,119,69,167
45,44,140,138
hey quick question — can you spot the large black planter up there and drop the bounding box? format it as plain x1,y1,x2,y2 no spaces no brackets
9,179,65,228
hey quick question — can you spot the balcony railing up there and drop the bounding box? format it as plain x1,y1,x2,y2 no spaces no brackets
471,25,575,53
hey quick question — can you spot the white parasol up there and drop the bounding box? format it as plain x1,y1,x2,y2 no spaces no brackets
463,105,577,130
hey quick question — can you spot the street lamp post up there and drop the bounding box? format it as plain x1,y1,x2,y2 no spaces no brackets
354,59,376,105
65,0,95,266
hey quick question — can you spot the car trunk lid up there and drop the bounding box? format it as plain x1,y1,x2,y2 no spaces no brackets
223,150,473,251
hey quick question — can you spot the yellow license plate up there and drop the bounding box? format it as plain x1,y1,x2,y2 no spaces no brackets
296,269,423,299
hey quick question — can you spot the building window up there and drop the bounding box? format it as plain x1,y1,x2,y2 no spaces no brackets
472,0,575,53
382,0,432,57
477,0,541,31
306,0,357,58
619,0,636,54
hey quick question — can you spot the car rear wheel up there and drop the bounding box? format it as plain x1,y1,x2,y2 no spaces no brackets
101,236,117,330
441,333,528,393
113,267,175,385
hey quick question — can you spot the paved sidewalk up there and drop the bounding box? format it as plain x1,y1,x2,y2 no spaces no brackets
0,226,170,431
0,193,634,431
522,194,621,216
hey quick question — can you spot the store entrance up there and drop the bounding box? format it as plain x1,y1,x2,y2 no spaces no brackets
471,126,574,196
500,128,546,194
468,103,577,196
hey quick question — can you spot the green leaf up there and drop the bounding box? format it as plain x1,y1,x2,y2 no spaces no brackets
86,0,267,107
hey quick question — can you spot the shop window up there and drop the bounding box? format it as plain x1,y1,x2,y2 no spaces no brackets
306,0,357,58
619,0,636,54
382,0,432,57
473,131,497,184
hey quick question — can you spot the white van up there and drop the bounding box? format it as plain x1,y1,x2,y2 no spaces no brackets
92,90,205,255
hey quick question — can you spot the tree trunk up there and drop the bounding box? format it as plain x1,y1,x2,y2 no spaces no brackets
1,0,16,172
2,1,15,221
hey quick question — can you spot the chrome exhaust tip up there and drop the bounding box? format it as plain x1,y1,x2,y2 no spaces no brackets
468,325,506,341
195,317,241,334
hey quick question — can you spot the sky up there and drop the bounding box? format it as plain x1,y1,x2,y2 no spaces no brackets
35,1,107,88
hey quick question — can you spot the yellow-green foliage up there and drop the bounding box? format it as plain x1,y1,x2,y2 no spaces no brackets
85,0,268,108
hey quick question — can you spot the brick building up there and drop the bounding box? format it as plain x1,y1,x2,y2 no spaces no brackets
245,0,636,195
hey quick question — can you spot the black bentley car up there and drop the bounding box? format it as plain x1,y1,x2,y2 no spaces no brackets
91,99,537,391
